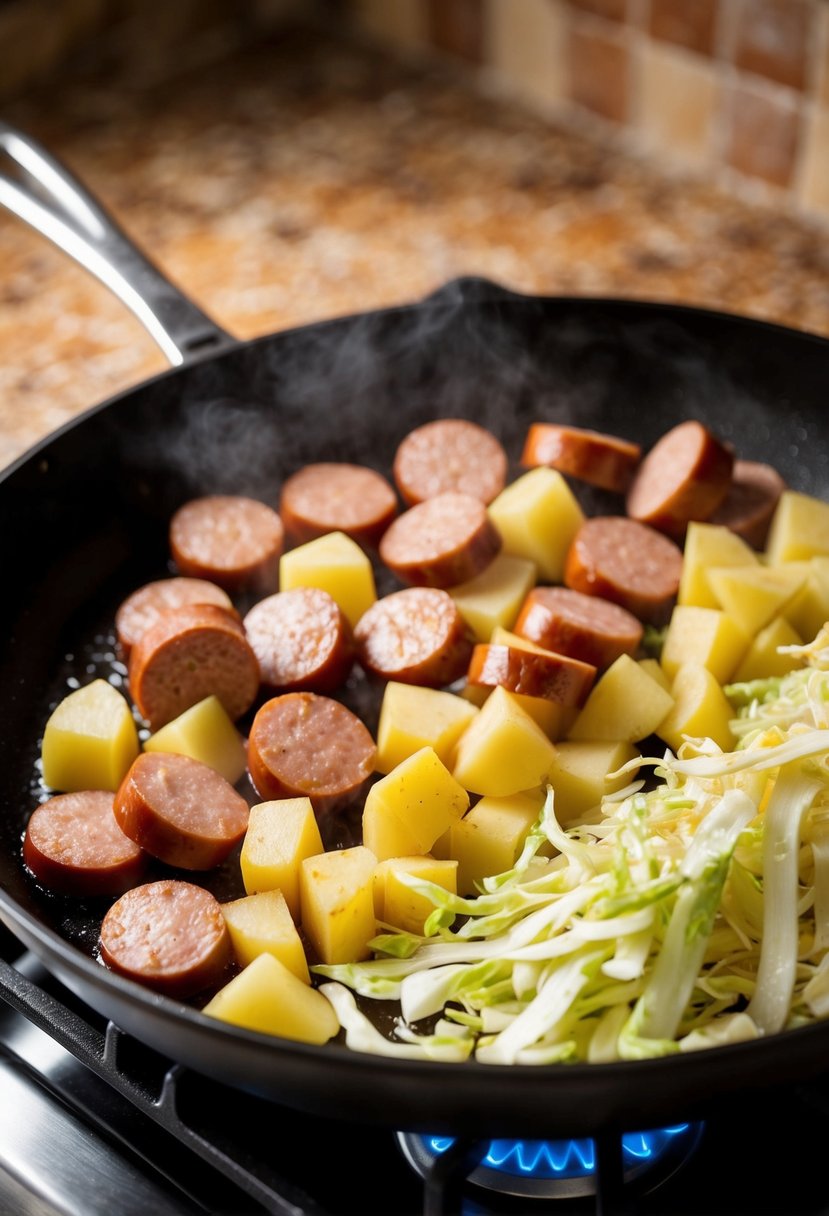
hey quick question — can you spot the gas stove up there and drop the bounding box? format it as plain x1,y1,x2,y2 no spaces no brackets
1,921,828,1216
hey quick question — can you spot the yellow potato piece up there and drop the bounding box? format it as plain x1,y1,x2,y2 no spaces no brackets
202,953,338,1044
707,565,806,638
221,890,310,982
363,747,469,856
783,558,829,642
373,856,458,934
41,679,139,792
656,663,734,754
548,741,640,825
375,683,477,775
362,800,423,861
450,553,537,641
732,616,803,682
766,491,829,565
488,628,575,738
678,522,758,608
568,655,674,743
638,658,671,691
487,468,584,582
300,845,378,965
452,686,557,797
449,790,546,895
279,531,376,628
660,606,749,684
143,695,246,784
240,798,323,920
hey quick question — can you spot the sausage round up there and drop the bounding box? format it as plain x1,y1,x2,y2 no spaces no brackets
128,602,260,730
626,421,733,536
379,492,501,588
24,791,146,897
243,588,354,693
393,419,508,507
514,586,643,670
114,752,249,870
115,577,236,659
279,462,397,547
169,495,284,595
467,643,596,707
709,459,786,549
99,879,231,998
247,693,376,815
564,516,683,625
355,587,472,686
521,424,641,493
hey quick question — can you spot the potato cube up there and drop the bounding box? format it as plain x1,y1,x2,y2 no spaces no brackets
300,845,378,964
661,606,748,684
707,565,806,638
548,741,640,825
678,522,758,608
568,655,674,743
362,799,423,861
240,798,323,919
449,790,546,895
453,686,557,797
488,468,584,582
373,856,458,934
375,683,478,775
783,558,829,642
279,531,376,628
202,953,338,1044
657,664,734,753
732,616,803,683
363,747,469,856
221,890,309,982
143,695,246,784
450,554,537,641
639,658,671,691
766,491,829,565
41,679,139,792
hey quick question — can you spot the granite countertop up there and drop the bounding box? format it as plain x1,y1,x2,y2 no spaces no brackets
1,26,828,471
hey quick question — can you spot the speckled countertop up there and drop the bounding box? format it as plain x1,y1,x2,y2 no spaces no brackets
1,26,828,471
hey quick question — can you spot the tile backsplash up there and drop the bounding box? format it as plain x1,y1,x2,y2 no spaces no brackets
348,0,829,220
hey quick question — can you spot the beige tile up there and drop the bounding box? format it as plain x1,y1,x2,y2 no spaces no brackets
486,0,568,106
568,21,630,121
725,81,802,187
649,0,719,57
798,104,829,216
635,42,718,163
818,3,829,106
350,0,428,50
733,0,814,92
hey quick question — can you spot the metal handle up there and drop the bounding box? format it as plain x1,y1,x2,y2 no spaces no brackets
0,123,235,366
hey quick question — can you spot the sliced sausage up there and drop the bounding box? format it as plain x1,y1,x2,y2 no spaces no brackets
565,516,683,625
514,586,643,670
355,587,473,686
99,879,231,998
626,421,734,536
128,602,260,731
468,643,596,707
709,459,786,549
393,419,508,507
169,495,284,595
248,693,376,815
24,791,145,897
243,588,354,693
521,424,641,493
279,462,397,547
114,752,249,870
115,577,236,659
379,492,501,588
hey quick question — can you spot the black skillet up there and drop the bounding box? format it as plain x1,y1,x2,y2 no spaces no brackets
1,123,829,1140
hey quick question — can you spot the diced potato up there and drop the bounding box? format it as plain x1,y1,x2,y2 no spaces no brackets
656,663,734,753
240,798,323,920
548,741,640,825
300,845,378,965
362,799,423,860
202,953,338,1044
732,616,803,682
707,565,806,638
660,606,749,684
639,658,671,691
450,554,537,641
487,468,584,582
279,531,376,628
783,558,829,642
143,695,246,784
489,628,574,738
453,686,557,797
449,790,546,895
375,683,477,775
41,679,139,792
568,655,674,743
766,491,829,565
678,522,758,608
221,890,309,982
373,856,458,934
363,747,469,857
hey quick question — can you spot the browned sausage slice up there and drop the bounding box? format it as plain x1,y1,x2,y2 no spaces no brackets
279,463,398,547
521,424,641,493
24,791,145,897
115,577,235,659
626,421,733,536
114,752,249,870
99,879,231,998
709,459,786,549
244,588,354,692
393,419,508,506
468,643,596,707
170,495,284,594
514,586,643,669
379,493,501,588
128,603,260,730
565,516,683,625
355,587,473,686
248,693,376,815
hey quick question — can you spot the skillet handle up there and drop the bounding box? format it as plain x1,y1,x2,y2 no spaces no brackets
0,123,235,366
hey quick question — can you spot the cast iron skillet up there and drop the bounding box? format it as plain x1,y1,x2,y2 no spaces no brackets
1,124,829,1140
